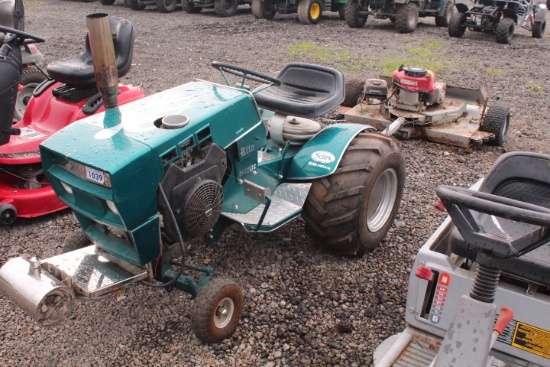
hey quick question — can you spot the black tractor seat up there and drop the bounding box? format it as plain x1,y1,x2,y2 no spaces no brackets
46,16,134,89
254,63,345,118
448,152,550,287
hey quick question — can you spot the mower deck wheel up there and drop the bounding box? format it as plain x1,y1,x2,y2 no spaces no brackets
448,11,466,37
298,0,323,25
252,0,276,19
0,203,17,225
496,17,514,44
481,104,510,146
342,78,365,107
63,231,92,253
215,0,239,17
532,20,546,39
14,67,47,122
345,0,367,28
157,0,177,12
303,132,406,256
395,3,418,33
191,277,243,343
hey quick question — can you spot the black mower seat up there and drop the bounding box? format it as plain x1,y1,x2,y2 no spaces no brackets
46,16,134,89
0,0,23,31
449,152,550,286
254,63,344,118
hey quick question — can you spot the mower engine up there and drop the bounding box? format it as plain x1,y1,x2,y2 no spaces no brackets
391,66,446,112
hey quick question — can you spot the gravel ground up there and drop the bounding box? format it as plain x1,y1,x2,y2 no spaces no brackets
1,1,550,366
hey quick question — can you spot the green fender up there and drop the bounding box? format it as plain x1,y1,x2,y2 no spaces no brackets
287,123,372,180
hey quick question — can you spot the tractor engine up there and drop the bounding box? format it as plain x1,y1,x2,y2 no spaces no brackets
392,67,446,112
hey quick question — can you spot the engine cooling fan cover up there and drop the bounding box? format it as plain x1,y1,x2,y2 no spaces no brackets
181,179,223,237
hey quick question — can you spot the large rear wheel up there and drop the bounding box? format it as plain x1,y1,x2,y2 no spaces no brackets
298,0,323,24
395,3,418,33
345,0,367,28
191,278,243,343
448,11,466,37
302,132,406,256
14,67,47,122
496,18,514,44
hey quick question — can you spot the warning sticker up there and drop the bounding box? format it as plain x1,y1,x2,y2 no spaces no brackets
498,318,550,359
19,127,46,140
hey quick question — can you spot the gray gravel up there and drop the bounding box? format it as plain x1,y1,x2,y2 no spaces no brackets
1,0,550,366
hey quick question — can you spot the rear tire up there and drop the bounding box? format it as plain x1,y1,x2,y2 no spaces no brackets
345,0,367,28
252,0,276,19
100,0,116,4
532,20,546,38
435,1,453,27
481,104,510,146
215,0,239,16
125,0,146,10
395,3,419,33
191,278,243,343
14,67,47,122
182,0,202,12
298,0,323,24
448,11,466,37
157,0,177,12
342,78,365,107
63,231,92,253
302,132,406,256
496,18,514,44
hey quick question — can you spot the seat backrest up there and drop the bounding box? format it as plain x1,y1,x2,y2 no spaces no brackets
0,0,24,31
84,16,134,78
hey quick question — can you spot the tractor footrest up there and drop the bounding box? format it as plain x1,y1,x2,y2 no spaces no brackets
42,245,148,298
222,183,311,232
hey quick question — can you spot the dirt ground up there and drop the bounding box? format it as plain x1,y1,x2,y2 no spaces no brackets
1,0,550,366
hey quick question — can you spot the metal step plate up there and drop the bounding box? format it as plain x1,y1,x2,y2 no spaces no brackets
222,182,311,232
43,245,148,298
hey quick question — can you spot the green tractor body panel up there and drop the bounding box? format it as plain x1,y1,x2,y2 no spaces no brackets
40,81,262,265
287,123,369,179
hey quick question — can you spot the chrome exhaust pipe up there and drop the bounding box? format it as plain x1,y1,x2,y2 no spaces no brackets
86,13,118,109
0,257,74,326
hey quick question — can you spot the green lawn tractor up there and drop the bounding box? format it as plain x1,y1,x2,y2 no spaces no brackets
345,0,454,33
252,0,347,24
0,15,406,343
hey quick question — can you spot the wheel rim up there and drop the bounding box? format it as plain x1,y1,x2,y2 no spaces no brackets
408,12,416,28
367,168,398,232
14,83,39,121
310,2,321,19
214,297,234,329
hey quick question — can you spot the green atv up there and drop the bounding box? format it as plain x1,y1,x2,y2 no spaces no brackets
252,0,348,24
0,60,405,343
345,0,454,33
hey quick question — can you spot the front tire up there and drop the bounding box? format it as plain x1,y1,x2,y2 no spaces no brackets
448,11,466,37
251,0,276,19
215,0,239,16
496,18,514,44
342,78,365,107
14,67,47,122
481,104,510,146
345,0,367,28
532,20,546,39
302,132,406,256
395,3,419,33
157,0,177,12
191,278,243,343
435,1,453,27
298,0,323,24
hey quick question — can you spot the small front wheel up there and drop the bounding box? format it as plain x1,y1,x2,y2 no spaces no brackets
448,11,466,37
214,0,239,17
532,20,546,39
345,0,367,28
481,104,510,146
342,78,365,107
191,278,243,343
157,0,177,12
298,0,323,24
496,18,514,44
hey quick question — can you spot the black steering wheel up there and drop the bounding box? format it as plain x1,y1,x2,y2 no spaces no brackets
212,62,281,86
0,25,45,44
436,185,550,227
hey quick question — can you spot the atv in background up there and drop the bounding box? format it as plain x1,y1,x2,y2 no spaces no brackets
181,0,250,16
449,0,547,44
102,0,182,14
345,0,454,33
252,0,347,24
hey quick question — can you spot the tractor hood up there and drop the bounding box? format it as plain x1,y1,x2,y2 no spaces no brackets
40,81,262,231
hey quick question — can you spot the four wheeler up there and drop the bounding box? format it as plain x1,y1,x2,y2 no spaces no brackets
0,16,406,342
0,0,47,122
448,0,547,44
373,151,550,367
102,0,183,14
0,16,144,224
343,65,510,148
181,0,250,16
252,0,348,24
345,0,454,33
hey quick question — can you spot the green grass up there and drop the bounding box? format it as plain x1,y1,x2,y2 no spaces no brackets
287,42,369,73
525,80,545,95
485,68,505,77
